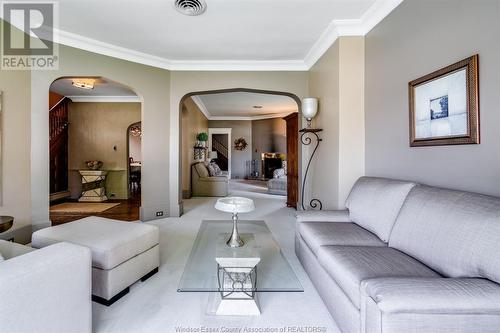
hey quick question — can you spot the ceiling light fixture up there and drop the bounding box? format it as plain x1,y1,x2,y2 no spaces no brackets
130,125,142,137
174,0,206,16
72,79,95,90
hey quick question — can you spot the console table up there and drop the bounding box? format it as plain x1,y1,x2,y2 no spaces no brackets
78,170,108,202
0,216,14,233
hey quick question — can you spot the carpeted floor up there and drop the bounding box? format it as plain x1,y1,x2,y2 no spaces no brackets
50,202,121,213
92,181,339,333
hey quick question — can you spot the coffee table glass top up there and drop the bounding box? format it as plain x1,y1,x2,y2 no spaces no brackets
177,220,303,292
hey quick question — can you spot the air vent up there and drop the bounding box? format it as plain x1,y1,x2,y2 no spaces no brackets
174,0,206,16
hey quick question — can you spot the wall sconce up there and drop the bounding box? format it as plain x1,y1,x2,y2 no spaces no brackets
302,97,318,128
300,97,323,211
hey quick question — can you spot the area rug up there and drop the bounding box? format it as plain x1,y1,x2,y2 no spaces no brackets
50,202,121,213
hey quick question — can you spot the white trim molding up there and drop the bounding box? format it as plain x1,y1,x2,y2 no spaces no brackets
189,95,297,121
67,95,141,103
190,95,211,119
19,0,404,71
208,128,232,179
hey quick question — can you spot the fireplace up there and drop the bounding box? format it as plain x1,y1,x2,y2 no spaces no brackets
262,153,285,179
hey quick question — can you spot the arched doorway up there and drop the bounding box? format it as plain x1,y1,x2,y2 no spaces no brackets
179,88,301,212
48,77,142,224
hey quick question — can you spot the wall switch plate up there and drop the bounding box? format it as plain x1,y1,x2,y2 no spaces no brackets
156,211,164,217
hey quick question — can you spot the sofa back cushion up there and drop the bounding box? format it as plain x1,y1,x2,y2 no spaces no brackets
345,177,416,242
194,163,209,178
389,185,500,284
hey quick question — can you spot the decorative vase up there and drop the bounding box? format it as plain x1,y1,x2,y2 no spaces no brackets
85,160,103,170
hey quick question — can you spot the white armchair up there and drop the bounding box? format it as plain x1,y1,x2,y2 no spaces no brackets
0,240,92,333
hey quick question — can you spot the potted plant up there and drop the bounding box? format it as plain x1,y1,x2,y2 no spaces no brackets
197,132,208,147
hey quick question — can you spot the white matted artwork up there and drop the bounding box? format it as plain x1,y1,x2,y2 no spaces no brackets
414,69,467,139
409,55,479,147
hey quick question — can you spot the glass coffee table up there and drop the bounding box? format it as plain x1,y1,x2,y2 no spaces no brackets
178,220,303,315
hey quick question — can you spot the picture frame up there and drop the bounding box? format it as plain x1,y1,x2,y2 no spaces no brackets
408,54,479,147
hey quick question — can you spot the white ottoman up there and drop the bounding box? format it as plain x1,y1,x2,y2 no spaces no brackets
32,216,160,306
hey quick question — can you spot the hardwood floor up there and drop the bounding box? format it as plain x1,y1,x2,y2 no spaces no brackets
50,192,140,226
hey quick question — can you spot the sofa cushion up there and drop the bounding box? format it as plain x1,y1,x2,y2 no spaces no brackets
345,177,416,242
299,222,386,256
318,246,439,309
389,185,500,284
0,240,35,260
296,210,351,223
194,163,209,178
32,217,159,270
361,277,500,315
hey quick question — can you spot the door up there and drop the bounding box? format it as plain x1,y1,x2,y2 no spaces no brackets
283,113,298,208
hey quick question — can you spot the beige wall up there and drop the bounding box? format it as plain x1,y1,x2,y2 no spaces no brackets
338,37,365,207
308,37,365,209
67,102,141,200
170,71,309,214
31,45,170,226
365,0,500,196
181,97,208,197
0,65,32,243
251,118,287,171
208,120,252,179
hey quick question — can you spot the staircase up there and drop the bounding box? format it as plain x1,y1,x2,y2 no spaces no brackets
212,137,229,171
49,97,70,200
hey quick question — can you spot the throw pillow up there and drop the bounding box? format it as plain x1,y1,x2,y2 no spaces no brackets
206,164,216,176
273,168,286,179
282,160,288,175
211,162,223,176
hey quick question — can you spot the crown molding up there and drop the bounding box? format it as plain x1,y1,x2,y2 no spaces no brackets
189,95,296,120
190,95,211,119
67,95,140,103
169,60,308,71
208,111,297,121
303,0,404,68
56,29,173,70
41,0,403,71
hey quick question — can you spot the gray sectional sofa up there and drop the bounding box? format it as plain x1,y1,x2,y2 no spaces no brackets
296,177,500,333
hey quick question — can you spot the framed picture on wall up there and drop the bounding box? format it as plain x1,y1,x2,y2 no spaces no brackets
408,54,479,147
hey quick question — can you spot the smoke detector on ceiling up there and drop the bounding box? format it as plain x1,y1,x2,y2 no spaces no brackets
174,0,206,16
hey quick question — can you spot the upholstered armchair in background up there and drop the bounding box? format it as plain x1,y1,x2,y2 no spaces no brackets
191,162,229,197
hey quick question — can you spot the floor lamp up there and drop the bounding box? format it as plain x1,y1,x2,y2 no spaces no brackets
300,98,323,210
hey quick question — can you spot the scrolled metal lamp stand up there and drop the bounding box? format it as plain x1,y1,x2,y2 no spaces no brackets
299,129,323,210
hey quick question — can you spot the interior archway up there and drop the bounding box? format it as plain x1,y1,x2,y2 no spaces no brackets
48,76,143,224
179,88,302,214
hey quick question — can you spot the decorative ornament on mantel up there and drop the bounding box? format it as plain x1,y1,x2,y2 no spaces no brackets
300,97,323,211
234,137,248,151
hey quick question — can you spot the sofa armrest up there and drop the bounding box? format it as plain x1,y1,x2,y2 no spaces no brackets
199,176,228,183
361,278,500,333
295,210,351,223
0,242,92,333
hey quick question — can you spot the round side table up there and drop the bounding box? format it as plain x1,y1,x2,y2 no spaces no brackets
215,197,255,248
0,216,14,233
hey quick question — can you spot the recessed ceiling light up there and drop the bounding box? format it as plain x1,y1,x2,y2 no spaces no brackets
72,79,95,90
253,105,263,109
174,0,206,16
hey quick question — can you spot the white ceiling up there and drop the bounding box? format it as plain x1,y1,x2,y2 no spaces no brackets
50,77,139,102
3,0,403,71
191,92,298,120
